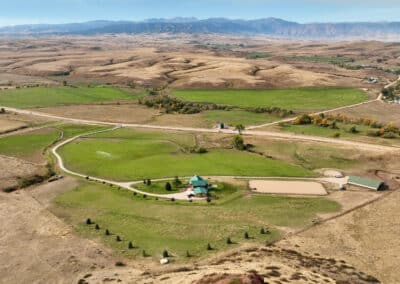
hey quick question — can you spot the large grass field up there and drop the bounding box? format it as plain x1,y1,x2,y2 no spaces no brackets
51,181,340,260
0,86,140,108
0,128,60,162
173,87,368,111
59,138,313,181
252,139,359,170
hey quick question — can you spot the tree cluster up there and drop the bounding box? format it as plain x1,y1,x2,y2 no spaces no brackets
292,113,399,138
138,95,231,114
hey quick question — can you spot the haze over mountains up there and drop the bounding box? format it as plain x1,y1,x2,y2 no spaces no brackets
1,18,400,40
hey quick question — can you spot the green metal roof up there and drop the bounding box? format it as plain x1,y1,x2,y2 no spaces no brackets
193,187,208,195
190,175,208,187
348,176,383,190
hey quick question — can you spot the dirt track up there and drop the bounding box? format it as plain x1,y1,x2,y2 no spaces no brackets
249,180,327,195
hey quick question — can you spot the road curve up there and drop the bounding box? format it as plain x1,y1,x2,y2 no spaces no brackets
247,76,400,130
51,127,347,200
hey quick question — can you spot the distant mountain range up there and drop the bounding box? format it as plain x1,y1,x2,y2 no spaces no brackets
1,18,400,40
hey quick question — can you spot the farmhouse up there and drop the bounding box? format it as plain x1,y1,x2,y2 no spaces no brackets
189,175,209,196
347,176,384,191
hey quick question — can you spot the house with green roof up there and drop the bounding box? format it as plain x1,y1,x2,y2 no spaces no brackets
347,176,384,191
189,175,209,196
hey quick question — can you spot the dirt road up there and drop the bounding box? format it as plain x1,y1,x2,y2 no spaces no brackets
247,76,400,130
3,106,399,153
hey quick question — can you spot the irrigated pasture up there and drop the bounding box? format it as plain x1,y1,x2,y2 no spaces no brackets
51,181,340,260
0,86,139,108
58,129,314,181
173,87,368,111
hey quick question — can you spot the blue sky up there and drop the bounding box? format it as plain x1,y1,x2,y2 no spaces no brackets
0,0,399,27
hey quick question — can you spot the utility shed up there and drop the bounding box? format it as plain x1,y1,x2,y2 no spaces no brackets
348,176,384,191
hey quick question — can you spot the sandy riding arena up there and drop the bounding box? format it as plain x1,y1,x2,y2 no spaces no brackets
249,180,327,196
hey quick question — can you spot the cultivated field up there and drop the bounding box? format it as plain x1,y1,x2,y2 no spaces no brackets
58,128,314,181
173,87,368,111
0,86,139,108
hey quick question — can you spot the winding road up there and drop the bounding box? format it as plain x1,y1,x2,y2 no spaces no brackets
2,77,400,200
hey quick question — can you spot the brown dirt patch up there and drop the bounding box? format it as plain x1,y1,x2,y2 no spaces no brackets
0,155,42,191
0,182,122,284
0,118,27,133
249,180,327,196
279,187,400,284
36,104,159,124
333,100,400,127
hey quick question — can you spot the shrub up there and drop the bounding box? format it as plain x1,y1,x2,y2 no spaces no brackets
105,229,110,236
186,250,191,257
348,126,358,134
0,108,5,114
163,250,169,258
260,228,266,234
233,135,246,150
382,132,397,139
244,232,249,239
333,132,341,138
128,241,134,249
207,243,212,250
86,218,92,225
293,114,312,125
173,176,182,187
165,182,172,191
95,224,100,230
227,237,233,244
115,261,125,267
116,235,121,242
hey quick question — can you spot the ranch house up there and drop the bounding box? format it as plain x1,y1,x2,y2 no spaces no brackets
189,175,209,196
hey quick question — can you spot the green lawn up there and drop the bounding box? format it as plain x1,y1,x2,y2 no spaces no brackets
59,136,313,181
51,181,340,260
0,86,140,108
173,87,368,111
135,180,185,195
0,128,60,161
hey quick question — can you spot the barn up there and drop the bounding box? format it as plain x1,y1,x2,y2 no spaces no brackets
347,176,384,191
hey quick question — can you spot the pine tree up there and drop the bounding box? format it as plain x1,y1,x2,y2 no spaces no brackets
227,237,232,244
260,228,265,234
86,218,92,225
105,229,110,236
128,241,134,249
95,224,100,230
244,232,249,239
163,250,169,258
116,235,121,242
207,243,212,250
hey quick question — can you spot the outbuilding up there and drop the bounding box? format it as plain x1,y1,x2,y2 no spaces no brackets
347,176,384,191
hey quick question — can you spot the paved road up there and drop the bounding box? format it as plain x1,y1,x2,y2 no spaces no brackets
247,76,400,130
3,105,399,153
